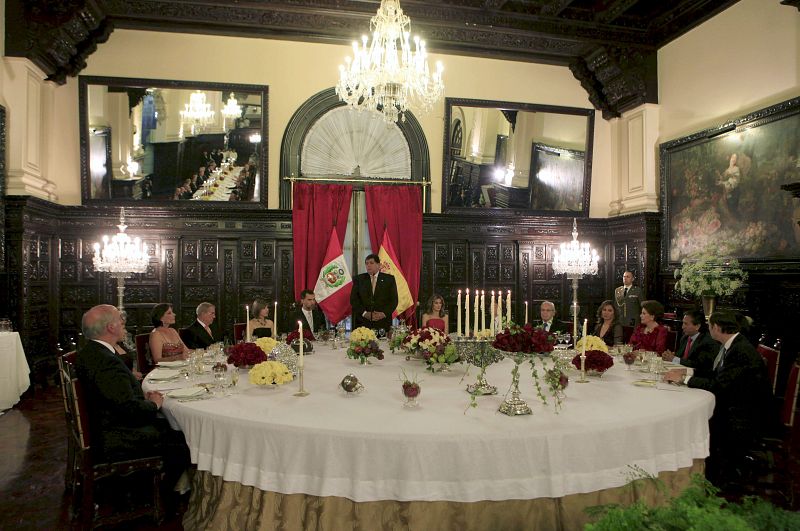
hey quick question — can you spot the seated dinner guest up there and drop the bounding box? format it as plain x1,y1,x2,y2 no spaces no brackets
660,310,718,376
421,294,449,332
664,311,771,485
249,298,275,338
149,303,189,363
534,301,568,334
180,302,220,349
291,290,326,335
629,300,669,354
593,300,624,347
75,304,190,493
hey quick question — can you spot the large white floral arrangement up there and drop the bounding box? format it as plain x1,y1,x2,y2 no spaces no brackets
248,360,293,385
575,335,608,353
674,252,747,297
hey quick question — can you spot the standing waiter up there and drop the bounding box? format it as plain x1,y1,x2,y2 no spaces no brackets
350,254,398,331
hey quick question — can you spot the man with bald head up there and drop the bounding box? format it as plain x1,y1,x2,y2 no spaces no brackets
75,304,189,496
534,301,568,334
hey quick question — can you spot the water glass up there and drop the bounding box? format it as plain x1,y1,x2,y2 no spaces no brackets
0,318,12,333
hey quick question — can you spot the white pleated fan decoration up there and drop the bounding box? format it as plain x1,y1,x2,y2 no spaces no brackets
301,107,411,180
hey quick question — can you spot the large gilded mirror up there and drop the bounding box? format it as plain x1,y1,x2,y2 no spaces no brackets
79,76,267,207
442,98,594,216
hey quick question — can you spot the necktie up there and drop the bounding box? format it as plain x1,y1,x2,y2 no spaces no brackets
624,287,629,297
713,346,727,371
204,324,212,338
682,337,693,360
371,274,377,294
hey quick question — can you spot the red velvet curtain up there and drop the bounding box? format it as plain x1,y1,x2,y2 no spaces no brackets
365,185,422,324
292,183,352,300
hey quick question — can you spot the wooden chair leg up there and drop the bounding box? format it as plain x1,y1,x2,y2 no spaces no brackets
64,439,76,494
79,473,95,531
152,470,163,523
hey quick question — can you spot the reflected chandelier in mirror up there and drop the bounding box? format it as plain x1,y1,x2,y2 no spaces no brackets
79,76,268,207
442,98,594,216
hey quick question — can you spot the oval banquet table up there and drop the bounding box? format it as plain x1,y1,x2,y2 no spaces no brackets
144,344,714,531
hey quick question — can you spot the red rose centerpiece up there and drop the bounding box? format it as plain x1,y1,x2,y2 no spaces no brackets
402,326,458,373
400,369,422,408
287,327,315,354
572,350,614,375
227,341,268,368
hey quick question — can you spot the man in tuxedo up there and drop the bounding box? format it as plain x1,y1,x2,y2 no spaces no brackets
614,271,642,326
534,301,568,334
75,304,189,492
350,254,398,331
665,311,771,484
292,289,326,335
180,302,220,349
661,310,719,376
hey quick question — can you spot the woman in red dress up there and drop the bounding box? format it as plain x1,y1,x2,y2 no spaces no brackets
421,294,449,333
628,300,669,354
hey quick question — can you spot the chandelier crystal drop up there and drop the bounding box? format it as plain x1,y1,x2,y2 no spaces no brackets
92,208,149,276
335,0,444,124
552,218,599,278
180,90,215,133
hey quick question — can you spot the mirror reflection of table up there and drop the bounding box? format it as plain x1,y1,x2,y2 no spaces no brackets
144,345,714,530
0,332,30,411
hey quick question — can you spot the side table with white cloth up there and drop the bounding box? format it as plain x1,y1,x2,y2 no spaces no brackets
143,345,715,530
0,332,31,411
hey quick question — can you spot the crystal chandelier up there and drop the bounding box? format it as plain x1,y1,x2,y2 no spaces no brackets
221,92,242,131
92,208,149,312
552,219,599,346
335,0,444,124
180,90,215,134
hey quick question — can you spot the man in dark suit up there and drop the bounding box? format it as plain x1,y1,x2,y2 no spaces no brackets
661,310,719,377
291,289,326,335
533,301,568,334
75,304,189,492
350,254,398,331
180,302,220,349
614,271,642,326
665,311,772,485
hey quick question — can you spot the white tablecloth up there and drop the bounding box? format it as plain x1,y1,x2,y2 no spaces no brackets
145,346,714,503
191,167,242,201
0,333,30,410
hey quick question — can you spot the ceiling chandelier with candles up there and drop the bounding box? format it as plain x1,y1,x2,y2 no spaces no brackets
552,218,599,278
180,90,215,134
92,208,149,311
221,92,242,128
335,0,444,124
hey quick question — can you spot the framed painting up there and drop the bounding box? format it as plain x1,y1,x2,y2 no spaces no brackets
660,96,800,264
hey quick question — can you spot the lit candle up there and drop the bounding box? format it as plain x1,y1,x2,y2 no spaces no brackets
582,319,588,355
274,301,278,336
465,288,470,337
298,320,304,368
506,290,512,323
245,304,250,342
474,290,479,336
490,291,496,335
457,290,462,337
480,290,486,333
497,290,503,329
525,301,528,324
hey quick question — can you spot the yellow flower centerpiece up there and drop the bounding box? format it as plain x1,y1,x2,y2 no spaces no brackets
255,336,278,355
575,335,609,353
248,360,293,386
347,327,384,364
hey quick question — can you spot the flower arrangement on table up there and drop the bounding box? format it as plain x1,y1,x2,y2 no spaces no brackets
489,324,568,411
402,326,458,372
255,336,278,356
286,328,316,343
248,360,293,386
473,328,495,340
226,341,268,368
389,328,408,353
400,369,422,407
575,334,609,354
673,251,747,297
571,350,614,375
347,327,384,364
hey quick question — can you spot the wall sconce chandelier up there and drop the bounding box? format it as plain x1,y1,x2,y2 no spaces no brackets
552,218,599,345
92,208,149,312
335,0,444,124
180,90,215,135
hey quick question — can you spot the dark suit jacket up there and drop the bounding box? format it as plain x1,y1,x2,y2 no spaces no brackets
350,272,398,331
688,334,772,448
180,320,220,349
614,285,642,326
291,307,326,334
534,320,569,335
677,331,719,378
75,340,161,459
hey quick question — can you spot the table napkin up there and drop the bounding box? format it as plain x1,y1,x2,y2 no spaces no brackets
157,360,188,368
146,368,180,381
167,387,207,399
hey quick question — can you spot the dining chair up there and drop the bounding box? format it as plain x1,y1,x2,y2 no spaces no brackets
757,343,780,394
780,361,799,428
58,352,164,530
233,322,246,343
135,333,153,375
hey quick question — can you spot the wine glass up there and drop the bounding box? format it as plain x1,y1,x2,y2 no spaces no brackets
563,333,572,348
377,328,386,340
